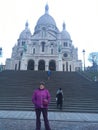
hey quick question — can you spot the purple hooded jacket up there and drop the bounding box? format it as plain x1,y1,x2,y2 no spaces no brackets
32,88,51,108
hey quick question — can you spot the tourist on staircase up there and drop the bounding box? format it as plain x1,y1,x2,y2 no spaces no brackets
56,88,64,110
47,69,51,80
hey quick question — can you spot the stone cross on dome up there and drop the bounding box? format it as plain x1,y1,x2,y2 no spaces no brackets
45,4,49,14
63,22,66,30
25,21,29,29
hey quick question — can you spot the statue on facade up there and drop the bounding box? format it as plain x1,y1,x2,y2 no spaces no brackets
58,42,62,53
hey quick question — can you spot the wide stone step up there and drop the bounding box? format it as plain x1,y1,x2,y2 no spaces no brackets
0,105,98,113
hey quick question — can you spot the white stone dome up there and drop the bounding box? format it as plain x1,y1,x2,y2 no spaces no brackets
19,22,31,39
37,14,56,26
61,22,71,40
34,4,59,33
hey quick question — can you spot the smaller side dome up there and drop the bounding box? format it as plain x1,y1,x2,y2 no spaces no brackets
19,22,32,39
61,22,71,40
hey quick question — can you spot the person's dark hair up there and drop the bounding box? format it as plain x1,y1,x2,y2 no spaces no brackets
40,81,45,86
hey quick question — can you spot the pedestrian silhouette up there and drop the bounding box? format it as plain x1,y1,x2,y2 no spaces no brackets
47,69,51,80
56,88,63,109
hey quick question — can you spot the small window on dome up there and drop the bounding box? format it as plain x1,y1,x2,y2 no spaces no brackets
64,42,68,47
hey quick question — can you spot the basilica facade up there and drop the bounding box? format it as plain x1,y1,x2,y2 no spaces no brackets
6,4,82,71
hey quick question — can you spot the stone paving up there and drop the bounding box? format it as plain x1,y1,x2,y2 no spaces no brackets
0,110,98,130
1,119,98,130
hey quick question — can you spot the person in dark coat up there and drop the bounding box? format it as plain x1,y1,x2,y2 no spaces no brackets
56,88,63,109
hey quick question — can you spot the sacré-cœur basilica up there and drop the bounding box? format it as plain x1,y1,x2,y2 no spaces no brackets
5,4,82,71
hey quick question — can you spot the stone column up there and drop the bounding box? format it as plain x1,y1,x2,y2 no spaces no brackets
35,60,38,71
35,64,38,71
20,58,27,70
58,41,63,71
58,53,63,71
45,60,49,71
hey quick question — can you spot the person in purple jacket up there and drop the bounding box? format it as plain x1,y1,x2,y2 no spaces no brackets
32,81,51,130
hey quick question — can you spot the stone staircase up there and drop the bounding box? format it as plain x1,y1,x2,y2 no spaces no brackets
0,70,98,113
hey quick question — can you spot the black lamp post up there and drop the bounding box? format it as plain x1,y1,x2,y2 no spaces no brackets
82,49,85,71
0,47,2,72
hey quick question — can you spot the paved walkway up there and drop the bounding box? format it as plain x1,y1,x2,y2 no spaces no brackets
0,110,98,122
0,110,98,130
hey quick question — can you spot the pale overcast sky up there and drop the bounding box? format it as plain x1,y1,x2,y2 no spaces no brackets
0,0,98,66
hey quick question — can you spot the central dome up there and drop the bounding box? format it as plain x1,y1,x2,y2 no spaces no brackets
37,13,56,26
34,4,58,33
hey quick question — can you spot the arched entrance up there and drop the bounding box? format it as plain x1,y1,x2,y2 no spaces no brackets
27,60,34,70
49,60,56,71
38,60,45,71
